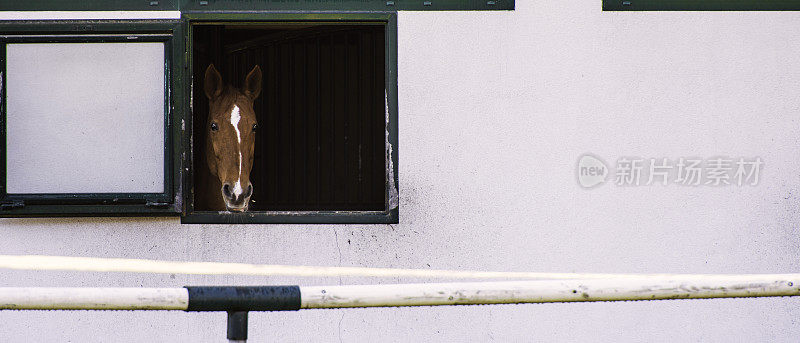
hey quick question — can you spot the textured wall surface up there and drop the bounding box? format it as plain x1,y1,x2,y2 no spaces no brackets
2,1,800,342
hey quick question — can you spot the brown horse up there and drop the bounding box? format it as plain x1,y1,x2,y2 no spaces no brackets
199,64,261,212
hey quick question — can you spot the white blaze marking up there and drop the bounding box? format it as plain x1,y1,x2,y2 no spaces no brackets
233,178,242,198
230,105,244,198
230,105,241,143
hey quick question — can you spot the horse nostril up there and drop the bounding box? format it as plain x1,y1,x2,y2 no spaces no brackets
244,184,253,198
222,184,232,198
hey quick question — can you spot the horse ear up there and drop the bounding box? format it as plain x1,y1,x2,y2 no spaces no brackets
204,64,223,99
244,65,262,99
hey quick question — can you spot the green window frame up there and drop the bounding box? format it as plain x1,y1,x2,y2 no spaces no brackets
0,20,184,217
604,0,800,11
179,12,399,224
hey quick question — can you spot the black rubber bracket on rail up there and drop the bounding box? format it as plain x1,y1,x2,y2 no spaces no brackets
227,311,248,341
184,286,301,312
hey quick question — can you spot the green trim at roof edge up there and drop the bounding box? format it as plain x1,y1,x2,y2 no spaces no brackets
603,0,800,11
0,0,514,12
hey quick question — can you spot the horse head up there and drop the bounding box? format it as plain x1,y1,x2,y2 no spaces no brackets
203,64,261,212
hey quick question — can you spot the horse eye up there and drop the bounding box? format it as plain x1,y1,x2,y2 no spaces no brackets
252,124,258,132
211,122,219,131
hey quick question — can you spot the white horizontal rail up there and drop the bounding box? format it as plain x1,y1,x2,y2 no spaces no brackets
0,276,798,311
2,255,800,281
0,288,188,310
300,277,800,308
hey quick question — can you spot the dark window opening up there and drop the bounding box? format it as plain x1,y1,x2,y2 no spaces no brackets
191,23,387,212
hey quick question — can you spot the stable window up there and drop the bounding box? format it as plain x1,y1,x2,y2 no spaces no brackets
182,13,398,223
0,20,182,216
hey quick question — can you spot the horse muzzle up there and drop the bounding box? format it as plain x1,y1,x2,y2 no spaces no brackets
221,182,253,212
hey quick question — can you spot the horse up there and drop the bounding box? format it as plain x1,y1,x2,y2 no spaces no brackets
198,64,262,212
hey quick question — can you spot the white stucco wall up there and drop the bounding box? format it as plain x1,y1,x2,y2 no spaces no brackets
2,1,800,341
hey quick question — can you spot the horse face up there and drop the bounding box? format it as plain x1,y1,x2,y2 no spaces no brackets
204,64,261,212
